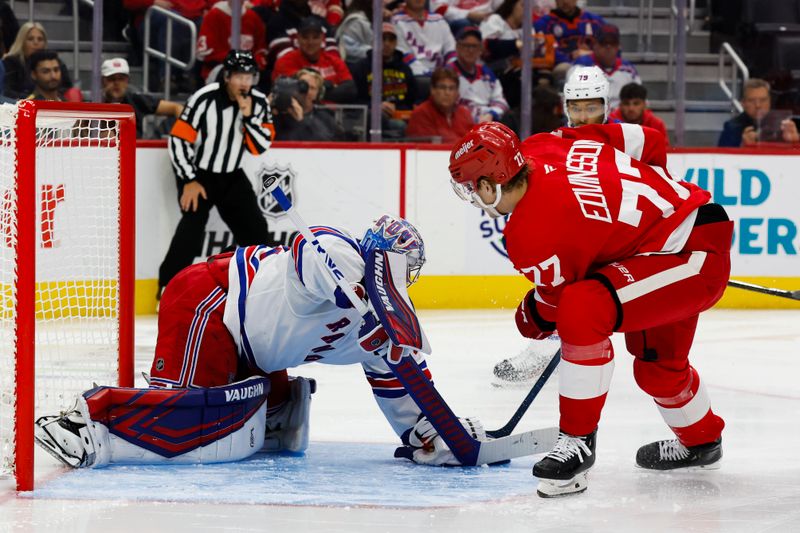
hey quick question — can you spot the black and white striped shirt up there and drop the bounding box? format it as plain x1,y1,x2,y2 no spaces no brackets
169,82,274,181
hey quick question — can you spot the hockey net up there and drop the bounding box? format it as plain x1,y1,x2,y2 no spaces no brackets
0,101,135,491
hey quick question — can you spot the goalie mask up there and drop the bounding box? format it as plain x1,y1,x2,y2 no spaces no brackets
360,215,425,286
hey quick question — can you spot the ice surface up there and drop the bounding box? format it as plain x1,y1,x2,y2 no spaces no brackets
1,309,799,532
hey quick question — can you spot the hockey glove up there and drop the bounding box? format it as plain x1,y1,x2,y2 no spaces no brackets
515,289,557,340
334,282,367,310
394,415,486,466
358,312,391,356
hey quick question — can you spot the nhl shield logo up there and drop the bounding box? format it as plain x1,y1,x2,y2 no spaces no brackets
257,164,296,219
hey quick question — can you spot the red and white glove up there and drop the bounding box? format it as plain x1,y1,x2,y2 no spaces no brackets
515,289,557,340
334,282,367,310
358,312,391,355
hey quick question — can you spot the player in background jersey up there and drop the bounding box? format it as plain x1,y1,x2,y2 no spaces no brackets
34,216,485,471
493,64,611,385
449,122,731,497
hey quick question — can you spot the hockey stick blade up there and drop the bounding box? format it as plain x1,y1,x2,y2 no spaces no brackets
385,354,557,465
727,279,800,301
486,349,561,439
477,426,559,464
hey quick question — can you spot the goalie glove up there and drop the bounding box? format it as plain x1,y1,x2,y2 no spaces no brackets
394,415,486,466
515,289,557,340
358,311,391,356
334,282,366,310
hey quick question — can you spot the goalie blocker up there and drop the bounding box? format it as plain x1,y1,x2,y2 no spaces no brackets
35,375,315,468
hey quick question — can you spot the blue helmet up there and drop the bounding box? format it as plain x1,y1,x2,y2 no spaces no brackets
360,215,425,285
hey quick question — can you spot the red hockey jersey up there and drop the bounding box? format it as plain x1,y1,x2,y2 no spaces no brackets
503,123,711,322
197,2,268,80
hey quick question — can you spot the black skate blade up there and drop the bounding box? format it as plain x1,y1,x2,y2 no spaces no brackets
34,433,82,469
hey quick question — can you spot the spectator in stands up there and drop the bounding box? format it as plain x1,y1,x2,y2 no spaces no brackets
406,67,474,143
433,0,502,35
718,78,800,147
3,22,74,100
267,0,339,75
124,0,207,90
480,0,556,109
351,22,417,139
450,26,508,123
335,0,373,64
272,67,343,141
0,1,19,56
481,0,526,67
272,17,356,103
101,58,184,138
534,0,606,78
501,83,563,136
26,50,66,101
572,24,640,109
197,1,268,83
392,0,456,77
309,0,345,28
609,82,669,142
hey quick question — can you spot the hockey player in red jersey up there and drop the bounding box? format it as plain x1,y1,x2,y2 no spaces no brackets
449,121,732,497
34,215,485,471
493,64,613,385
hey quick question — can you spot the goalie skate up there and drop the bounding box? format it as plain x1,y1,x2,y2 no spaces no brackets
34,408,97,468
493,336,560,386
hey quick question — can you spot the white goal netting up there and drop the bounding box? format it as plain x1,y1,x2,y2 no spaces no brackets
0,103,130,486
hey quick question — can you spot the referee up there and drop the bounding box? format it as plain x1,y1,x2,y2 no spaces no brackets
158,50,279,297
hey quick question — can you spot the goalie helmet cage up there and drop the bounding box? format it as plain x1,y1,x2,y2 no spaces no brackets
0,101,135,491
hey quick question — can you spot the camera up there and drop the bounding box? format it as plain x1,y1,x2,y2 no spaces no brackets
272,77,309,113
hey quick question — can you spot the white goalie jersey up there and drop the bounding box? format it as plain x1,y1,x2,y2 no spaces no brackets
222,226,429,436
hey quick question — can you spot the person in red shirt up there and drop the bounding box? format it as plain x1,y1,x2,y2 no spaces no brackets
609,82,670,144
406,68,474,143
125,0,210,79
197,0,268,82
271,16,356,103
448,122,731,497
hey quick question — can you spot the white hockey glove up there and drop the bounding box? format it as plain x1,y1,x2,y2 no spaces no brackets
263,376,316,453
395,415,486,466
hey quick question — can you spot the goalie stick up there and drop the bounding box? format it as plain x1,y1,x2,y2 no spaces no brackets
486,349,561,439
727,279,800,301
262,177,557,465
363,249,557,465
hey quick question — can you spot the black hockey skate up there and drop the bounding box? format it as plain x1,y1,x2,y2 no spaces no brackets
636,438,722,471
532,429,596,497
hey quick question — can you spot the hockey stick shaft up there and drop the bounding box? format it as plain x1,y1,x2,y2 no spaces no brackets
486,349,561,439
264,182,370,316
727,279,800,301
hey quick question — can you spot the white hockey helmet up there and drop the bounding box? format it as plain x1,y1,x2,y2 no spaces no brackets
563,65,610,127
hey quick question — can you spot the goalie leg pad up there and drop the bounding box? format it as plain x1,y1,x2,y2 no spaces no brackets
262,376,315,453
75,376,269,467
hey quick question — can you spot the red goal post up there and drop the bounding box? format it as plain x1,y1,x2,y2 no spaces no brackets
0,101,136,491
